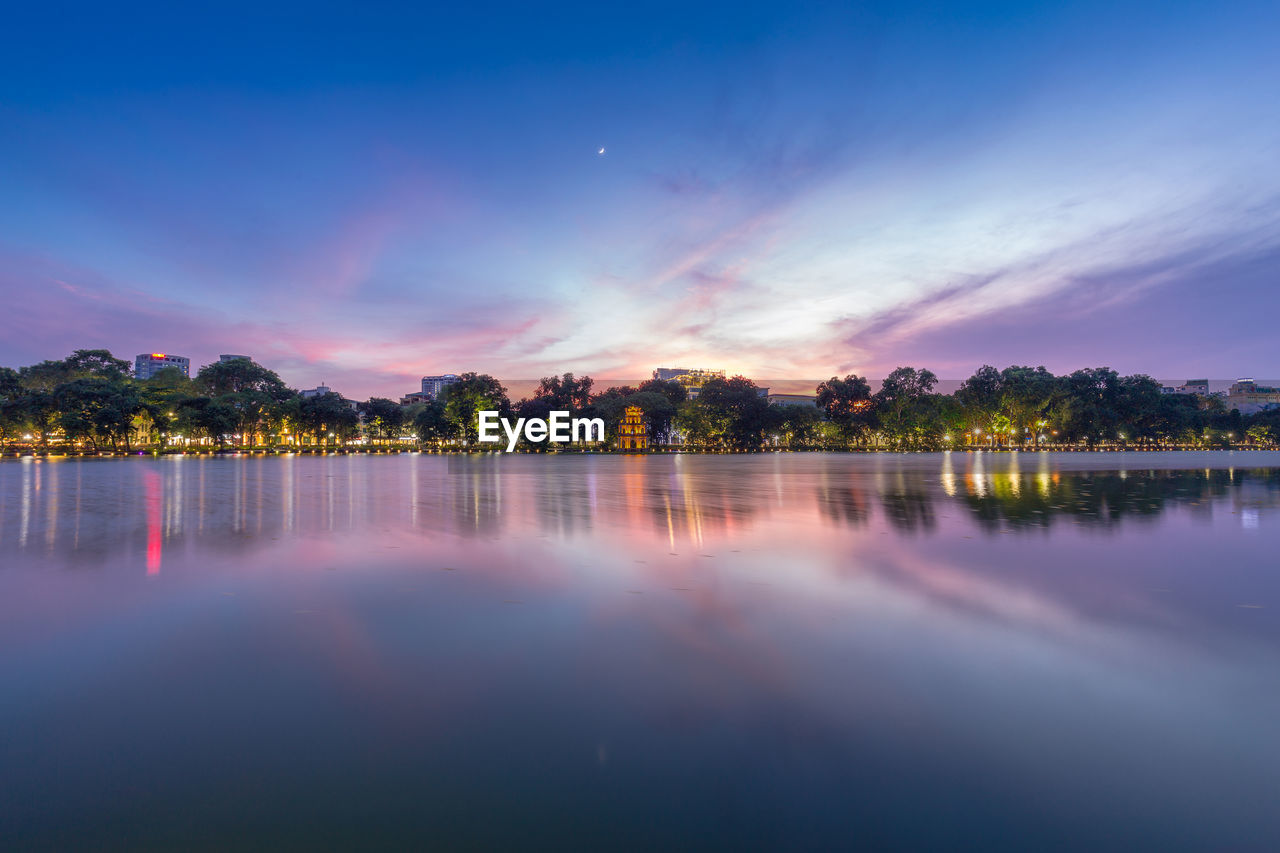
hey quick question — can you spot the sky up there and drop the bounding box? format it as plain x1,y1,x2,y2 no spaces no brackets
1,0,1277,399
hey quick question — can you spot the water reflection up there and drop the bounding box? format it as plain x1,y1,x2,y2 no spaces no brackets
955,457,1280,532
3,453,1279,566
2,452,1279,849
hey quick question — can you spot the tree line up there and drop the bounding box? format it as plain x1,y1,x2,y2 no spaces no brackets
0,351,362,451
0,350,1276,451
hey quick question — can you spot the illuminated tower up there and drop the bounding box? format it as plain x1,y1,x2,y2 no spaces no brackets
618,405,648,451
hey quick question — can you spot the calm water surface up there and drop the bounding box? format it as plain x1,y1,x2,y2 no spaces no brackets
1,452,1278,850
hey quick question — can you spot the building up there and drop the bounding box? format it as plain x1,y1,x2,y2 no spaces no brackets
1161,379,1209,395
134,353,190,380
767,393,819,408
1225,378,1280,414
618,405,648,450
652,367,725,399
653,367,724,384
300,386,360,412
399,391,432,406
219,354,251,363
421,374,460,399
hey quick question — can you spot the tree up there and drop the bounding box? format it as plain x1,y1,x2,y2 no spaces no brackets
181,397,240,445
64,349,133,379
771,404,823,449
1150,394,1202,444
195,359,293,445
627,391,679,445
875,367,938,446
441,373,510,443
19,360,74,392
1114,374,1166,443
136,368,197,447
1247,425,1275,447
18,349,133,393
590,385,638,406
0,367,19,400
0,367,26,448
998,365,1057,445
1052,368,1122,445
297,393,360,444
679,376,771,450
533,373,594,411
414,399,450,445
197,358,281,395
54,377,139,450
17,390,60,447
637,378,688,408
361,397,406,442
957,365,1003,437
816,374,874,445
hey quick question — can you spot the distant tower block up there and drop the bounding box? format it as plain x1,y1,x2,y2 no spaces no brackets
618,405,648,451
421,374,460,399
134,353,190,380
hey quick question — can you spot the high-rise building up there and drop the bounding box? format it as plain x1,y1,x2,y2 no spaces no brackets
135,353,190,380
421,374,460,399
219,354,251,363
300,385,332,399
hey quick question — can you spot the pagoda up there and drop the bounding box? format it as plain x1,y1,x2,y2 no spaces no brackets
618,405,648,450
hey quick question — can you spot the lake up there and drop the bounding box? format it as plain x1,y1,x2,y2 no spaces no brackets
1,452,1278,850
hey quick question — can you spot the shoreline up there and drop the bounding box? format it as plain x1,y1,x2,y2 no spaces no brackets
4,447,1280,460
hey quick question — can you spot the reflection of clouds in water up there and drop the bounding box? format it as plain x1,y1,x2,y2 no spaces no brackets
2,454,1278,852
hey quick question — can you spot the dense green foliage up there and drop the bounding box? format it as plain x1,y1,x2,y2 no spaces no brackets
0,351,1274,451
0,351,359,450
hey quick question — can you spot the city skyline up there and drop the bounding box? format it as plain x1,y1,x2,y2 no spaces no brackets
3,1,1279,401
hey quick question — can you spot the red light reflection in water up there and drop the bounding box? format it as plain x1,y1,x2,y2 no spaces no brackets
144,469,162,575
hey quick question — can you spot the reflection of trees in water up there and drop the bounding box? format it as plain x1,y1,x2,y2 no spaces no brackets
881,490,936,532
6,458,1279,568
959,468,1280,531
430,456,504,537
817,487,870,527
0,458,363,568
642,463,763,545
531,473,596,538
800,460,1280,534
1,456,519,568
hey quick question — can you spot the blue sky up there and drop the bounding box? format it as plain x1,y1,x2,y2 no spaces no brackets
1,0,1277,397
